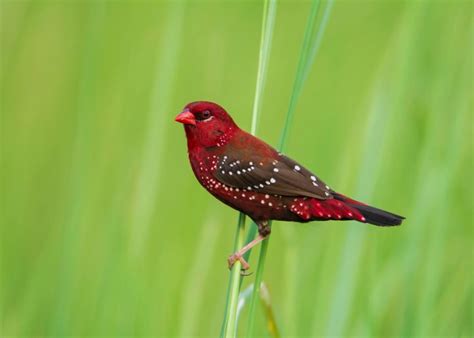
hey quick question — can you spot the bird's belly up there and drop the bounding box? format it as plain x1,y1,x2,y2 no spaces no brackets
205,182,298,222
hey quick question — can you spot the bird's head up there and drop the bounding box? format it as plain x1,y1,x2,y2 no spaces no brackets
175,101,238,148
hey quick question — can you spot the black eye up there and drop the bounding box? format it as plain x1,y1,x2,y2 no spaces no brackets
197,110,212,120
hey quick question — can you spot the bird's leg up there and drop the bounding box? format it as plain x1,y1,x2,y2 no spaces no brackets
228,221,271,273
227,234,267,271
257,220,271,237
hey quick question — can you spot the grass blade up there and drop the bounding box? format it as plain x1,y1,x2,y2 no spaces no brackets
247,0,335,336
222,214,247,337
278,0,321,152
221,1,277,336
250,0,277,136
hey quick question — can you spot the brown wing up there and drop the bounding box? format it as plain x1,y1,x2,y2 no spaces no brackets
213,153,333,200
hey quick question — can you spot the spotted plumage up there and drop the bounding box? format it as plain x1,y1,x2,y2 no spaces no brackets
176,101,404,270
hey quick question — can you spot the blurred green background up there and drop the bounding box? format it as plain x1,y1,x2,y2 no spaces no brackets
1,0,472,337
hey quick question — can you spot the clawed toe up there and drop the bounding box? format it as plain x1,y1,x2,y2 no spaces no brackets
226,231,269,273
228,253,250,271
240,269,253,276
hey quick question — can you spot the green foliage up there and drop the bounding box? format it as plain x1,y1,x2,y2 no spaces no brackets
1,1,472,337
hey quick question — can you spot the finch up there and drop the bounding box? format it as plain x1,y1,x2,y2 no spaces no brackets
175,101,404,270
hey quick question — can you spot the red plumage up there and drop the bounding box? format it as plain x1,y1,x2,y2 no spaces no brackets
176,101,404,269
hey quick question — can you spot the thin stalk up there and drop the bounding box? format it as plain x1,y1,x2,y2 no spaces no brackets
301,0,334,85
240,0,278,282
222,214,247,337
247,0,335,336
278,0,321,152
221,0,276,336
239,222,257,290
250,0,276,136
245,237,270,336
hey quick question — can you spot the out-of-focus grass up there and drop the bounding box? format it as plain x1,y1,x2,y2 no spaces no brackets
1,1,472,337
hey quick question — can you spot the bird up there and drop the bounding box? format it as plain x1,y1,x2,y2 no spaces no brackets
175,101,404,272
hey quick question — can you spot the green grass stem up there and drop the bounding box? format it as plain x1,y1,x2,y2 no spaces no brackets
240,0,278,281
222,213,247,337
221,1,276,336
245,238,270,336
246,0,335,336
250,0,277,136
278,0,321,152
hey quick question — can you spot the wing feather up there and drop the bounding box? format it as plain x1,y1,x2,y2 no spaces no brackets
213,153,333,200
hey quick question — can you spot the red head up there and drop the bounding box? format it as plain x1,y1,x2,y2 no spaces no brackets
175,101,239,149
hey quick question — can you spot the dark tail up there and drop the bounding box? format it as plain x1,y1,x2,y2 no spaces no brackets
333,194,405,226
349,204,404,226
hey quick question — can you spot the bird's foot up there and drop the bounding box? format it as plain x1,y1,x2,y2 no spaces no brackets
228,253,251,275
226,229,270,275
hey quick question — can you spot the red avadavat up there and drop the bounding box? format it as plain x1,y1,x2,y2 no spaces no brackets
176,101,404,270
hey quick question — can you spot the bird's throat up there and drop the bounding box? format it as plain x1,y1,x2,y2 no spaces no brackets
184,125,238,151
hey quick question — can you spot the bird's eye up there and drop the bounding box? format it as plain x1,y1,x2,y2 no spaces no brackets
197,110,212,121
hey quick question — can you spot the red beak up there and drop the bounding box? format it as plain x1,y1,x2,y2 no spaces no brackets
175,110,196,126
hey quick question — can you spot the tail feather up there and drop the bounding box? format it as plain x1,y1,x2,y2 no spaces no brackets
333,193,405,226
349,204,404,226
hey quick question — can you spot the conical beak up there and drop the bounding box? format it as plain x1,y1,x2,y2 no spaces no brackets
175,110,196,126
